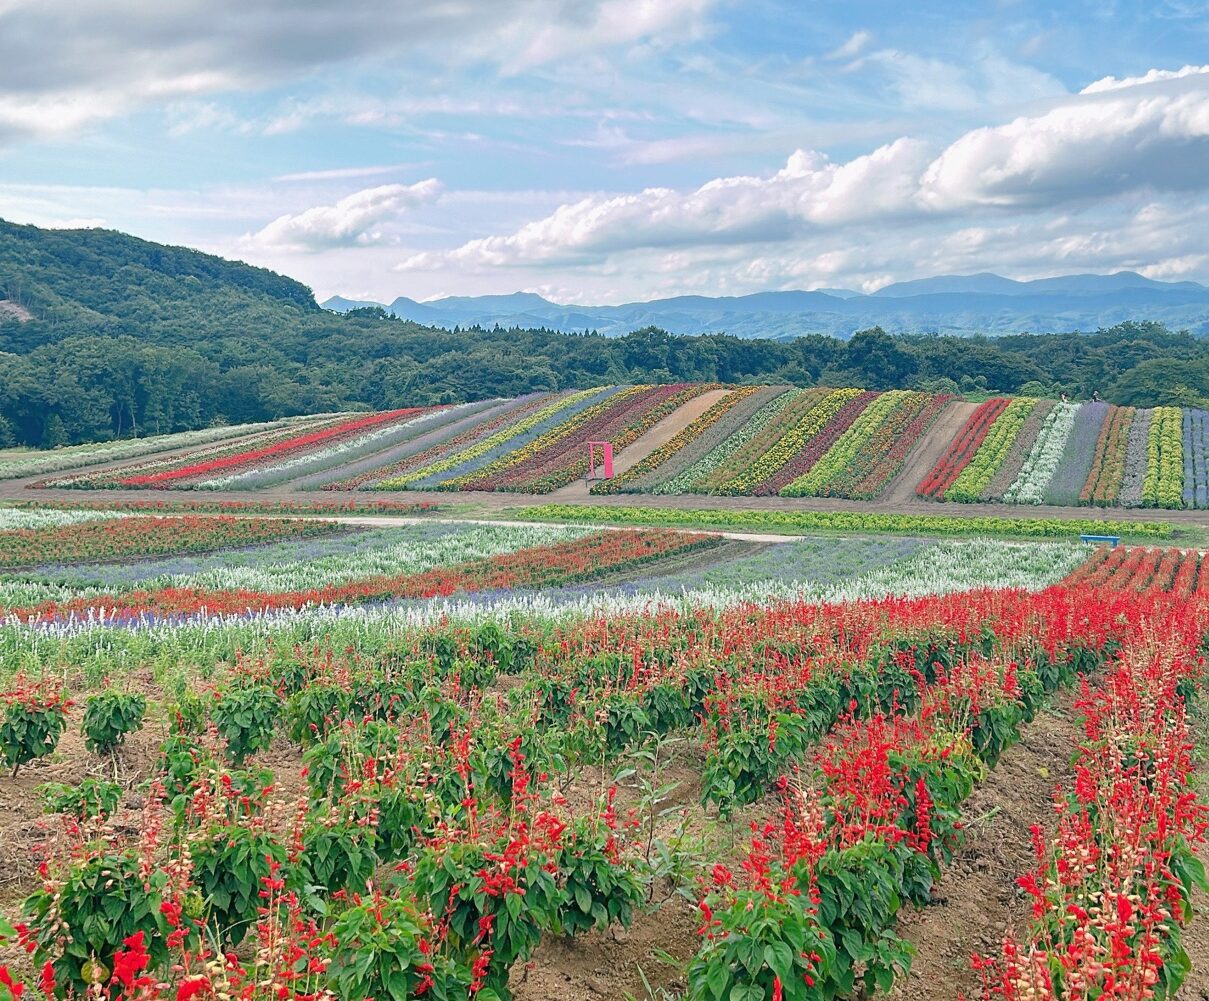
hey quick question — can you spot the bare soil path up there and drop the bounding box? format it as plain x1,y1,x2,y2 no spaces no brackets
548,388,732,501
888,693,1081,1000
882,399,977,505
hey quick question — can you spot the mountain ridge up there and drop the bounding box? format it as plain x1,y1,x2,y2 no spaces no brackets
323,271,1209,338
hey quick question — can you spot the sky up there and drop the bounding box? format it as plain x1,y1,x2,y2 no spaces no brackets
1,1,1208,305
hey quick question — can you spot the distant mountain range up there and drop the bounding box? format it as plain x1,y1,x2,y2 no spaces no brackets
323,271,1209,339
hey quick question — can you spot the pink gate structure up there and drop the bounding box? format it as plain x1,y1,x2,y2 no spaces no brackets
586,441,614,481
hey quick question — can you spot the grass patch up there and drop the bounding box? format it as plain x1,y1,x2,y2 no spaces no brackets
509,503,1181,542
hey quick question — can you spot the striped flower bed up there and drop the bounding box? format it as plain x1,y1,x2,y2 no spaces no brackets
654,389,798,495
761,390,877,496
944,398,1037,503
330,394,556,491
1118,407,1153,508
376,388,613,489
590,386,764,494
917,398,1009,500
1002,401,1079,505
462,384,717,493
430,387,651,491
783,391,923,500
834,393,952,500
127,409,435,488
695,389,828,492
194,404,479,490
979,400,1054,502
40,414,356,489
779,390,906,497
718,388,863,495
1079,405,1134,507
9,528,717,623
1038,401,1108,506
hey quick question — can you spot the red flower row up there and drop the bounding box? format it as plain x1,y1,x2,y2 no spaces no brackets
0,515,341,569
7,529,718,622
122,408,431,486
917,398,1009,499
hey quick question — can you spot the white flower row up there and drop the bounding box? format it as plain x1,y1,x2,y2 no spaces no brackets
1002,402,1079,504
0,507,130,530
1,415,338,481
192,403,491,490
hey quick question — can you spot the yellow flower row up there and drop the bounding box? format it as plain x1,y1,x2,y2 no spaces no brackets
780,390,912,497
377,387,604,488
717,387,863,495
1141,406,1184,507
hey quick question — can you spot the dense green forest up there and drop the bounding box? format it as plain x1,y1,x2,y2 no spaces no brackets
2,218,1207,447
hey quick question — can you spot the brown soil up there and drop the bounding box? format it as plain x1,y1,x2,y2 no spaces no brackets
888,692,1082,1000
549,389,733,502
0,705,168,902
513,739,776,1001
882,399,977,505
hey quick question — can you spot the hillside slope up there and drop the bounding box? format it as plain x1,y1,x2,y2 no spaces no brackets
0,218,319,349
2,219,1208,451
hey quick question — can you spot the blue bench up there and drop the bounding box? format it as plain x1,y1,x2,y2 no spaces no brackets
1080,534,1120,548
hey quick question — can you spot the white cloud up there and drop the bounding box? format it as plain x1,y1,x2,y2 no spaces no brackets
0,0,717,144
401,66,1209,274
273,163,422,183
1082,64,1209,94
826,30,872,61
243,180,442,253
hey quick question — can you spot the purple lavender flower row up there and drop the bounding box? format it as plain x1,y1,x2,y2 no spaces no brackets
1042,401,1107,506
1183,408,1209,509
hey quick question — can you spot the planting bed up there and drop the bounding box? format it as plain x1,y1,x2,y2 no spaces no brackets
0,491,1204,1001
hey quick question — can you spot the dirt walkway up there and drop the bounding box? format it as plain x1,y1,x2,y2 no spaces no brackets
548,388,732,501
291,513,806,544
882,399,977,505
889,693,1081,999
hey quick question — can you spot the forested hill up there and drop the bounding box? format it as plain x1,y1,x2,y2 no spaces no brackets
2,217,1209,448
0,218,318,342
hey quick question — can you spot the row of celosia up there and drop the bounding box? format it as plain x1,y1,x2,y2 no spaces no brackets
0,528,718,623
921,398,1206,508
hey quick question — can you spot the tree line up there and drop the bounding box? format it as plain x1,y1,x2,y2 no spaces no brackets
2,217,1208,448
3,317,1207,448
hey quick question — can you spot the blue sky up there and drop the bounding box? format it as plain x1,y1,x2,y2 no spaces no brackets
1,0,1207,303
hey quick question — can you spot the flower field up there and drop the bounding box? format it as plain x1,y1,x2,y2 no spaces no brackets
919,397,1209,508
0,515,343,569
40,406,477,491
12,385,1209,508
575,385,952,499
0,414,339,481
2,497,443,517
282,384,957,499
0,497,1205,1001
0,526,720,623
